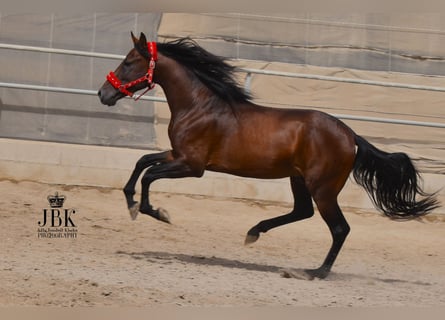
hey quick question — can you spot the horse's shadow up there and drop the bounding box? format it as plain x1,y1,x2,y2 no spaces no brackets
115,250,432,286
116,250,282,273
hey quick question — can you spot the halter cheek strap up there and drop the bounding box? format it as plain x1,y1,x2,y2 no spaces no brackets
106,41,157,101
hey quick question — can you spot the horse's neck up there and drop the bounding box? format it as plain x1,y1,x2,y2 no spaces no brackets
154,56,196,116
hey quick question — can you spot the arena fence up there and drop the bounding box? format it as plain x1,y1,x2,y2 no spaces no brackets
1,42,444,129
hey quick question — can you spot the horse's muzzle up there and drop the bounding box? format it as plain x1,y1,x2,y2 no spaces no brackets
98,88,119,106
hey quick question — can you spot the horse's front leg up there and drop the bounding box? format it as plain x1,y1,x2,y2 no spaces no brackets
137,158,204,223
123,151,172,220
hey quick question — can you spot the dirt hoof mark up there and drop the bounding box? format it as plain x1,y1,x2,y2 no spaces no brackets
280,269,315,281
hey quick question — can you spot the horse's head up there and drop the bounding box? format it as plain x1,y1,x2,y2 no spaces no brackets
98,32,157,106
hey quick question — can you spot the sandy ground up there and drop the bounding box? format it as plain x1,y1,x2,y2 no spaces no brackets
0,179,444,307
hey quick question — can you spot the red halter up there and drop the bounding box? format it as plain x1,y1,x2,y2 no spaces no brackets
106,42,157,101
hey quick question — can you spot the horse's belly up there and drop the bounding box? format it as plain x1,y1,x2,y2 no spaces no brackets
206,153,299,179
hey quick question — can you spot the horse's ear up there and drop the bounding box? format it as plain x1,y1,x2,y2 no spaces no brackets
139,32,147,47
133,32,149,59
131,31,138,44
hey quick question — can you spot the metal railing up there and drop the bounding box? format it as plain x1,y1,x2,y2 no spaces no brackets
2,43,445,93
0,81,165,103
242,69,445,93
1,42,445,129
0,43,124,60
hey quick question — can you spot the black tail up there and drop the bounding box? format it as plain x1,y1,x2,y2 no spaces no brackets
353,135,439,218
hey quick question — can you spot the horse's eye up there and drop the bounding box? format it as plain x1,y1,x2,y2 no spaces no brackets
123,59,131,66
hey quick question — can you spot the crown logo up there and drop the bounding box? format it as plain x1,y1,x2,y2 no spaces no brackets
47,192,66,208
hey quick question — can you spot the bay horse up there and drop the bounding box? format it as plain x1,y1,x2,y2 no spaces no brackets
98,32,439,280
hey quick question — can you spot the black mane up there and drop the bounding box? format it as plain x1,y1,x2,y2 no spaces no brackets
157,38,251,104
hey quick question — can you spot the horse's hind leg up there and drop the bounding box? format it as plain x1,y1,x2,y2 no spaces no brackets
305,191,350,279
123,151,171,220
245,176,314,244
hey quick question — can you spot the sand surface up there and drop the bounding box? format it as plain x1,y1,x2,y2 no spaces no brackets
1,180,444,307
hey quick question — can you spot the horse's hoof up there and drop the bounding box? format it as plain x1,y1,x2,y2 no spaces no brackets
129,202,139,220
139,205,171,224
280,268,315,281
244,233,259,245
156,207,171,224
304,268,329,280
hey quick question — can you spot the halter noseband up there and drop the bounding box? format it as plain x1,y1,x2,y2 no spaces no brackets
106,42,157,101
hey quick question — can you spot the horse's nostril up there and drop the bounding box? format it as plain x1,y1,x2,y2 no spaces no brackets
97,90,102,97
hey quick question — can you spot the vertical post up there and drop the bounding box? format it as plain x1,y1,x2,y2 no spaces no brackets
388,17,392,72
244,72,252,95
